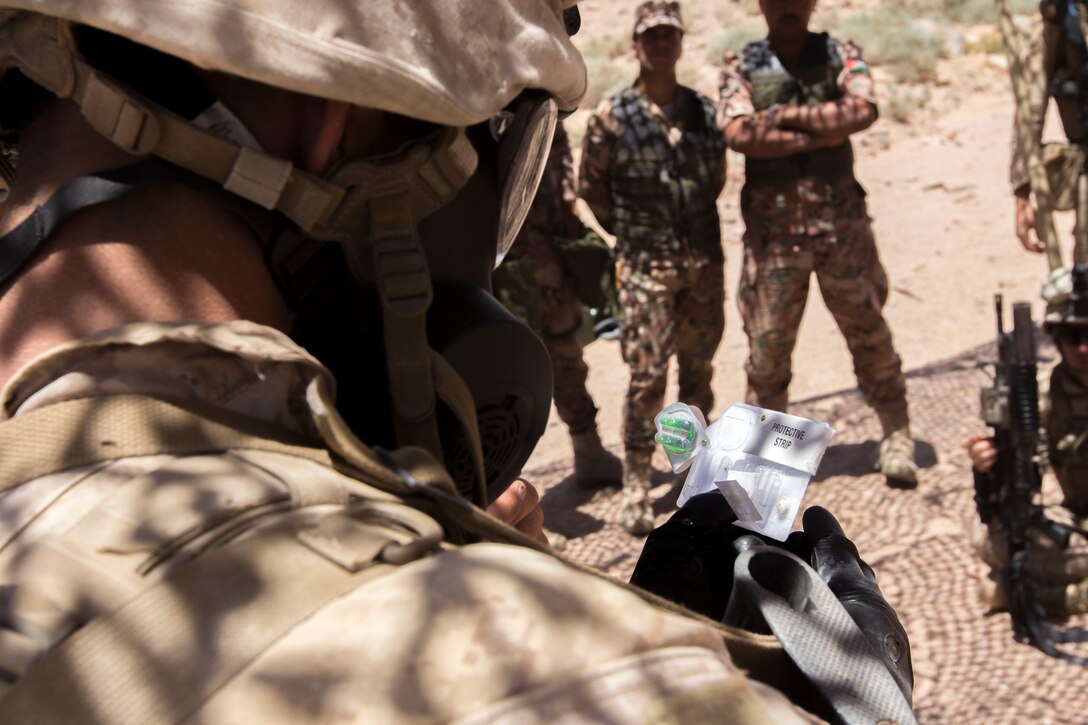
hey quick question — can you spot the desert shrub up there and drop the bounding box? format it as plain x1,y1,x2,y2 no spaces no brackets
705,24,766,64
965,29,1004,54
713,0,761,24
577,32,633,108
882,84,933,124
901,0,1038,23
580,32,630,63
582,56,631,108
833,10,946,83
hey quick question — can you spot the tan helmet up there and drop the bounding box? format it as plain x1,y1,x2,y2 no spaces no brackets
0,1,586,127
0,1,585,506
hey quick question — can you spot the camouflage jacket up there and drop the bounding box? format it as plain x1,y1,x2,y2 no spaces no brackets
1046,360,1088,512
719,33,876,220
1007,16,1085,205
579,84,725,269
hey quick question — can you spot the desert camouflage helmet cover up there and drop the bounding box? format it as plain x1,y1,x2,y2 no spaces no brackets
0,0,587,126
1042,264,1088,329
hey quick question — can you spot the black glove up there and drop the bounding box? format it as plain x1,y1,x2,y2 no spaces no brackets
631,495,913,700
629,491,745,622
801,506,913,700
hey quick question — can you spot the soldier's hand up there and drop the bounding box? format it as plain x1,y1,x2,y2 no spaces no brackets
488,478,548,545
629,492,741,621
630,495,914,698
801,506,914,700
1015,194,1044,253
964,433,997,472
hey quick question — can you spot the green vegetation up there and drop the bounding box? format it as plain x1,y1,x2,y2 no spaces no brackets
712,0,761,24
705,24,765,65
576,32,632,108
581,55,631,108
580,32,630,63
964,29,1004,55
829,10,947,83
897,0,1039,23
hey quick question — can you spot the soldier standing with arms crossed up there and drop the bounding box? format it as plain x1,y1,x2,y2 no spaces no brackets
579,0,727,535
718,0,917,486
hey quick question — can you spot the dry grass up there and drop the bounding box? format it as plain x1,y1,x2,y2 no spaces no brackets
828,10,947,83
882,84,933,124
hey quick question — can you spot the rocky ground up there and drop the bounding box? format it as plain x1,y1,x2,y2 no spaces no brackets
521,3,1088,722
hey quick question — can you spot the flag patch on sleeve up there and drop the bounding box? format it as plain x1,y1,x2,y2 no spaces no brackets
845,58,869,74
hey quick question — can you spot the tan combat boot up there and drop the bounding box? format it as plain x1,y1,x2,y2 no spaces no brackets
977,572,1006,610
621,450,655,536
876,410,917,487
1062,580,1088,616
544,528,569,552
571,428,623,489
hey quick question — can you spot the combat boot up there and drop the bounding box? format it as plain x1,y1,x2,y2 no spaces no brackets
571,429,623,489
876,410,917,488
544,528,569,552
1062,580,1088,615
621,450,655,536
977,573,1006,610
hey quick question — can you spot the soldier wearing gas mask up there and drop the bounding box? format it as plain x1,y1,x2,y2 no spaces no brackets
0,1,913,722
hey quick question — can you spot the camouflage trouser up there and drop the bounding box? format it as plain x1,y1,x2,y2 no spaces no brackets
739,193,907,419
974,505,1088,616
513,230,598,435
619,256,725,455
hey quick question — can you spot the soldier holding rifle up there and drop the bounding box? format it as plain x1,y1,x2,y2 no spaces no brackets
967,268,1088,626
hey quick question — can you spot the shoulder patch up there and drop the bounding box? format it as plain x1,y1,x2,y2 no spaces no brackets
839,39,869,75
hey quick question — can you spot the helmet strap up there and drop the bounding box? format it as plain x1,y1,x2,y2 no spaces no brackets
316,129,478,465
3,17,490,491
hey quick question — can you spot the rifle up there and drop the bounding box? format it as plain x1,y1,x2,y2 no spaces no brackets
977,296,1088,664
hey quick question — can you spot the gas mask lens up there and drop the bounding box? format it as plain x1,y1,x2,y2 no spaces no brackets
492,91,558,267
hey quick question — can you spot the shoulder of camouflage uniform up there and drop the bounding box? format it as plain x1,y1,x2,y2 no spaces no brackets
718,50,745,84
832,37,871,76
737,38,773,74
586,96,622,138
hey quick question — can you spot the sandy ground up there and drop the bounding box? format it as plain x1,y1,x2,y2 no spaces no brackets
519,7,1088,722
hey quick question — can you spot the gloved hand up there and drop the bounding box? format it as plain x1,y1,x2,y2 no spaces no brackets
800,506,913,700
630,495,913,700
628,491,743,622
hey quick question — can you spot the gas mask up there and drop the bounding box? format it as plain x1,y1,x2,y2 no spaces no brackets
0,10,579,505
285,95,561,505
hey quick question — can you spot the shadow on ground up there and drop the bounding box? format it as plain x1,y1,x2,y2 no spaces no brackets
814,439,939,482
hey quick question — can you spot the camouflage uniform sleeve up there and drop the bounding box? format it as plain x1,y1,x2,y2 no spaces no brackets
716,52,754,128
836,40,878,105
553,125,588,239
578,99,619,232
1010,20,1048,194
